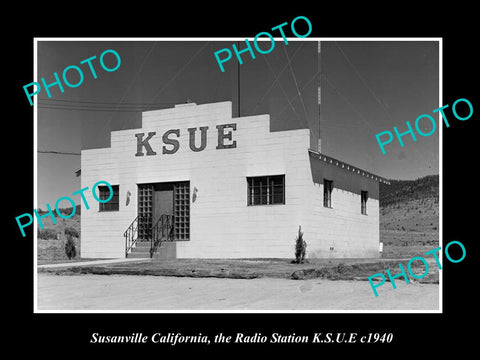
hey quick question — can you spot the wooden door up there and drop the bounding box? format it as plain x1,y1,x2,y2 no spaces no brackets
152,183,174,227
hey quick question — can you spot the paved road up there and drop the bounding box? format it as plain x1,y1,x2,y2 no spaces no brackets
36,274,439,311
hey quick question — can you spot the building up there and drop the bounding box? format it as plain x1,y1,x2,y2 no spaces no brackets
80,100,388,259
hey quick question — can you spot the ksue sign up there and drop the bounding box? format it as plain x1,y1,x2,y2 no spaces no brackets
23,49,121,106
135,123,237,156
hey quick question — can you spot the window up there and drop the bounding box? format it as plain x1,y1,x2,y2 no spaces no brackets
173,182,190,241
138,184,153,239
361,190,368,215
247,175,285,205
323,179,333,208
98,185,119,212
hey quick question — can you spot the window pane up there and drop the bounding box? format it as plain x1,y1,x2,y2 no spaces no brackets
247,175,285,206
99,185,119,212
273,192,284,204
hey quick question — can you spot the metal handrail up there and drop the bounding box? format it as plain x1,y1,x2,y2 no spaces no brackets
150,214,175,258
124,215,147,257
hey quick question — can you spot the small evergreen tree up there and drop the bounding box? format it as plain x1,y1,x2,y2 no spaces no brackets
65,234,77,260
64,227,80,238
294,225,307,264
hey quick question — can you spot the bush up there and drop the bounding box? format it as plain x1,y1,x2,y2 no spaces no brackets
65,227,80,238
38,228,58,240
65,234,77,260
294,225,307,264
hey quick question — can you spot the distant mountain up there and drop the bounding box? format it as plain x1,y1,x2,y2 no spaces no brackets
380,174,439,207
379,175,439,258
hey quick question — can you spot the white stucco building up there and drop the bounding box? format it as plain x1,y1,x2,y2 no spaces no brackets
80,100,388,259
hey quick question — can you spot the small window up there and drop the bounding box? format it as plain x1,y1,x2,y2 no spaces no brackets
99,185,119,212
247,175,285,206
323,179,333,208
361,190,368,215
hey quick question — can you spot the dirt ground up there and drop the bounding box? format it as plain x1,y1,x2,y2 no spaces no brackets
36,273,439,311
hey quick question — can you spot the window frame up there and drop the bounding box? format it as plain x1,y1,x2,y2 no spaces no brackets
247,175,285,206
361,190,368,215
98,185,120,212
323,179,333,208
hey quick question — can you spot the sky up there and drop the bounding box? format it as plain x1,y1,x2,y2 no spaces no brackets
36,39,439,209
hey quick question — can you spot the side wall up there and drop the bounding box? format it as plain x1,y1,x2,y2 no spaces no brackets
303,154,380,258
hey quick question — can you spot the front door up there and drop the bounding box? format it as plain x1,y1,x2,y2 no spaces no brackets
152,183,174,227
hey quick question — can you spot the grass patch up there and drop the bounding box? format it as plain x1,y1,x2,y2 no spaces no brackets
37,257,439,284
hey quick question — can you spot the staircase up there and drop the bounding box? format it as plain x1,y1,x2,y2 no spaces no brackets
128,241,177,259
127,241,151,258
124,214,175,259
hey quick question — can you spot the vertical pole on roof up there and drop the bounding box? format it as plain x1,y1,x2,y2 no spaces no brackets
237,41,241,118
317,41,322,152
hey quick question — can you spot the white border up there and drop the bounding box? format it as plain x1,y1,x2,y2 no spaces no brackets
33,37,443,314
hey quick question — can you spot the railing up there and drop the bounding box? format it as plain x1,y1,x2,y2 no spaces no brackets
150,214,175,258
124,215,147,257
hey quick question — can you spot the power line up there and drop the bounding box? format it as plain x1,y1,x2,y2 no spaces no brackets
248,42,304,116
114,42,159,130
334,41,396,123
261,54,299,119
334,42,436,169
283,45,309,126
273,64,321,119
150,42,210,103
321,73,372,128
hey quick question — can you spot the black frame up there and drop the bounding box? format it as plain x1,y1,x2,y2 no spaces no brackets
323,179,333,208
361,190,368,215
247,175,285,206
98,185,119,212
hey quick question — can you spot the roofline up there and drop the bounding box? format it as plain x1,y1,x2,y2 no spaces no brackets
308,149,390,185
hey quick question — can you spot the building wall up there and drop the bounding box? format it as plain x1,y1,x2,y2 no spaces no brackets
303,155,380,258
81,101,313,258
80,101,380,259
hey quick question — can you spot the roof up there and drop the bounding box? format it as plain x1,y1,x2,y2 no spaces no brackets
308,149,390,185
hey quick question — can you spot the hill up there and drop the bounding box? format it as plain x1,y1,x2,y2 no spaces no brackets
379,174,439,258
37,212,81,261
380,175,439,207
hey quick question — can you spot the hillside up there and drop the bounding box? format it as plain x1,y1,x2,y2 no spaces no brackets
379,174,439,258
37,212,81,261
380,175,439,207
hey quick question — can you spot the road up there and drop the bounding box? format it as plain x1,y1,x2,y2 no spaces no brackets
36,273,439,311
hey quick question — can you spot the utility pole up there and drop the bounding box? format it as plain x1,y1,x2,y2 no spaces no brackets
317,41,322,152
237,40,241,118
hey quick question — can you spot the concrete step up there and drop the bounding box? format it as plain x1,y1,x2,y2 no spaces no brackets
127,240,176,259
133,241,151,248
127,252,151,259
151,241,176,260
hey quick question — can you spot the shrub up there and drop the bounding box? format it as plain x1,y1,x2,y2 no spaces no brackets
294,226,307,264
337,263,346,273
65,234,76,260
38,228,58,240
65,227,80,238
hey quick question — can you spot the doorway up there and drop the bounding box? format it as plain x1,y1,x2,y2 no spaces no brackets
138,181,190,241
